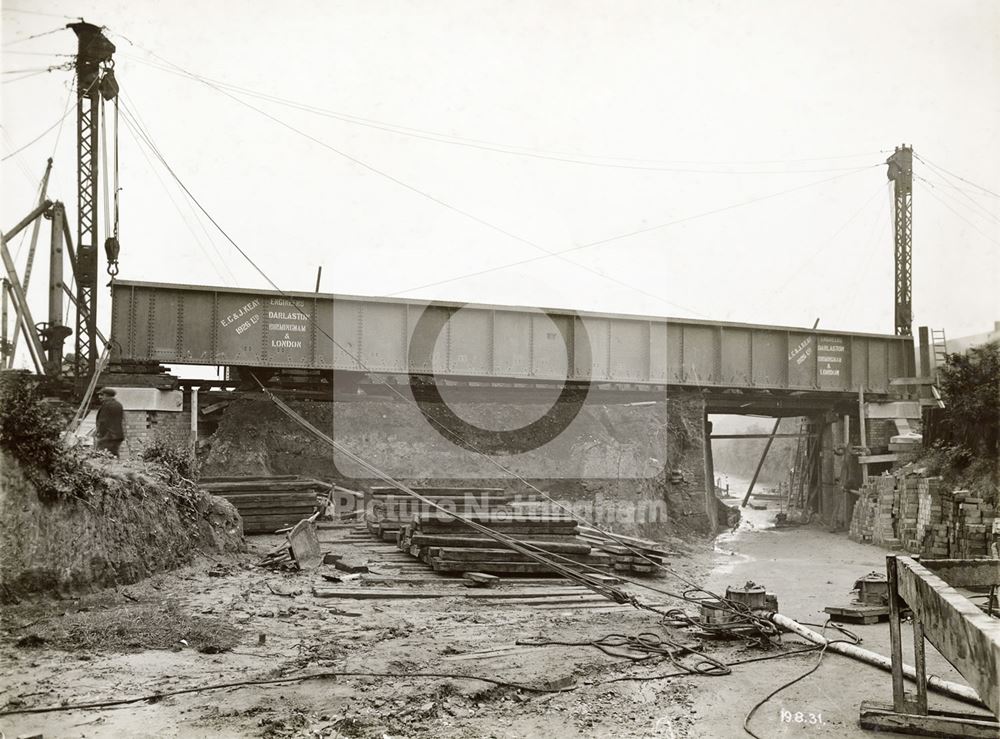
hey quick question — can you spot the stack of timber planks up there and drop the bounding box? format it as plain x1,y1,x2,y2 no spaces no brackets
364,486,511,541
577,525,670,574
368,486,670,576
200,475,330,534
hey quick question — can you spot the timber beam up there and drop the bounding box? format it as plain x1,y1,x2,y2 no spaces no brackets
865,555,1000,737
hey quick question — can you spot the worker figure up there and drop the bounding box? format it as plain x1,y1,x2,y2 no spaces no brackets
95,387,125,457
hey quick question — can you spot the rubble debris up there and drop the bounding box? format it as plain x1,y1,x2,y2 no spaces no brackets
258,518,322,571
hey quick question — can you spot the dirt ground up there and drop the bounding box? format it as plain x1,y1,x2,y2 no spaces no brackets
1,504,990,739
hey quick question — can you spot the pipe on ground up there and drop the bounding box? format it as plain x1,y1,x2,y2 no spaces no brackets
770,613,984,707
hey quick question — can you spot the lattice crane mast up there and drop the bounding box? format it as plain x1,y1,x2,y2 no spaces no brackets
69,21,119,382
886,145,913,336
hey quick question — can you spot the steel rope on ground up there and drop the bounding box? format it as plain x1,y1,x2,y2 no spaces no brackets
256,380,774,682
0,634,852,718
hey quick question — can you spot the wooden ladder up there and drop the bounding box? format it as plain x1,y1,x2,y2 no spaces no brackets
789,418,810,508
930,328,948,373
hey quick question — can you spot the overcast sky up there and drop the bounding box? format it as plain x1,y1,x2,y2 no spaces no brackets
2,0,998,374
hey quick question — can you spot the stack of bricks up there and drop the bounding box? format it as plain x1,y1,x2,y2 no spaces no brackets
872,475,900,548
849,476,900,546
953,490,994,558
896,477,920,550
916,478,949,557
846,475,996,558
848,484,877,543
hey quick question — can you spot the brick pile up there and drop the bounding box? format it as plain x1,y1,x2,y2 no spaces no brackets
952,490,995,558
849,475,898,547
916,478,948,556
896,477,920,550
849,475,998,558
873,476,900,548
848,487,876,543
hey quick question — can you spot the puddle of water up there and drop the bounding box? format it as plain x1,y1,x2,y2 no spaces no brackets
710,475,782,579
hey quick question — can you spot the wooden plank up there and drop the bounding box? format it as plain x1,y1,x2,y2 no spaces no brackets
200,475,301,482
429,559,590,575
576,526,671,551
889,376,937,386
368,494,512,504
411,536,592,554
360,575,575,585
710,433,809,439
201,478,325,487
311,587,592,600
859,701,1000,738
416,522,578,536
370,486,505,495
241,512,315,522
243,519,309,529
895,557,1000,715
923,560,1000,589
415,513,576,525
433,547,609,564
462,572,500,588
221,493,318,504
232,506,316,517
858,453,899,464
482,595,610,606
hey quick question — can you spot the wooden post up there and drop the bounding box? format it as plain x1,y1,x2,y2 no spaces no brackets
840,413,851,528
704,416,718,528
190,386,200,461
804,422,825,511
741,418,781,508
858,385,869,485
912,616,929,714
47,203,65,373
886,556,908,712
918,326,931,379
0,279,8,366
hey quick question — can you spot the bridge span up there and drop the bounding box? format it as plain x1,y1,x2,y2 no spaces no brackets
110,280,915,403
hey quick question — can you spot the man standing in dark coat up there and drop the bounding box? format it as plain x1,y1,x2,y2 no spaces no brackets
95,387,125,457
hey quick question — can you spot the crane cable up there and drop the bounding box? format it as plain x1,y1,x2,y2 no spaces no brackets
109,79,785,633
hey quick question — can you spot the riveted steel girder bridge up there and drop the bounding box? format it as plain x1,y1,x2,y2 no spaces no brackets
109,279,914,411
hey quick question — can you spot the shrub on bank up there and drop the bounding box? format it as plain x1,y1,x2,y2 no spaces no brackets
0,372,102,501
